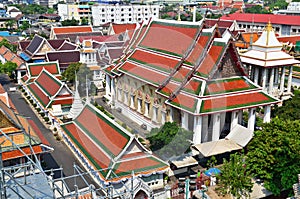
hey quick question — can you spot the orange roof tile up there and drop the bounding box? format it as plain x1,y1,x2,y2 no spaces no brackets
53,26,93,35
112,23,136,35
2,146,43,161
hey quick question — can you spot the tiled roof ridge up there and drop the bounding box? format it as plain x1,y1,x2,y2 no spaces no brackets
0,100,22,129
72,120,113,161
57,40,78,50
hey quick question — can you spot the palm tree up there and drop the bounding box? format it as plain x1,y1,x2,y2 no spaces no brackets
5,19,16,31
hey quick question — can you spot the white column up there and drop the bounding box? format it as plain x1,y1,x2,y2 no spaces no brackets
280,67,286,93
105,75,111,96
152,106,158,122
263,105,271,123
274,67,279,86
111,78,115,102
220,112,226,132
287,65,293,93
124,91,128,105
137,99,141,112
201,115,209,142
247,108,256,131
230,110,239,131
193,116,202,144
238,109,243,125
168,108,173,122
161,111,166,124
254,67,259,84
144,102,149,117
269,68,274,94
262,68,267,90
212,114,220,141
130,95,135,109
181,112,189,130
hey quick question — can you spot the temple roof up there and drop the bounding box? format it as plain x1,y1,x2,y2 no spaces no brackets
52,26,93,35
0,45,25,69
25,61,61,81
240,22,300,67
108,18,279,114
61,104,168,182
25,69,73,108
46,51,80,70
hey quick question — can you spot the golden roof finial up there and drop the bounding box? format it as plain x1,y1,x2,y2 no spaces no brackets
266,20,272,32
266,20,272,46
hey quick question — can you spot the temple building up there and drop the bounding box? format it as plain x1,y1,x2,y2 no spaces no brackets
60,100,168,197
104,18,280,147
240,22,300,99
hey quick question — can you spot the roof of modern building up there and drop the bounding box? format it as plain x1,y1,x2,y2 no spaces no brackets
220,13,300,26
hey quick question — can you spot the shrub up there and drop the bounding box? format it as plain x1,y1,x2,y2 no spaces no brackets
53,127,57,132
44,117,49,122
26,96,30,100
29,99,33,103
36,107,41,112
121,123,127,129
40,112,45,117
24,92,28,96
33,103,37,108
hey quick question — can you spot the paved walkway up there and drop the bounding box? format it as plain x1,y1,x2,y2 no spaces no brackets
0,75,97,191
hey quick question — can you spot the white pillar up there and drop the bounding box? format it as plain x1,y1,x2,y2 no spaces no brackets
181,112,189,130
130,95,135,109
111,78,115,102
220,112,226,132
263,105,271,123
262,68,267,90
247,108,256,131
105,75,111,96
287,65,293,93
280,67,286,93
168,108,173,122
238,109,243,125
137,99,141,112
274,67,279,86
193,116,202,144
123,91,127,105
230,110,239,131
212,114,220,141
202,115,209,142
152,106,158,122
269,68,274,94
254,67,259,84
144,102,149,117
161,111,166,124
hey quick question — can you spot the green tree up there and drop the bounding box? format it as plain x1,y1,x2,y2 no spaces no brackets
216,153,253,199
272,90,300,121
0,61,18,78
62,62,82,83
61,18,79,26
245,5,270,14
81,17,89,25
0,38,17,52
19,21,31,31
147,122,193,160
246,118,300,195
5,20,16,30
18,4,48,15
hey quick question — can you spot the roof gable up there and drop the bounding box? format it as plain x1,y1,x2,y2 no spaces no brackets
27,61,60,77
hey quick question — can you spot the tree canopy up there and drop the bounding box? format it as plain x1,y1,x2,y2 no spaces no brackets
13,4,49,15
246,118,300,195
62,62,82,83
61,18,79,26
216,153,253,199
272,90,300,121
244,5,270,14
0,61,18,78
0,38,17,53
147,122,193,160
